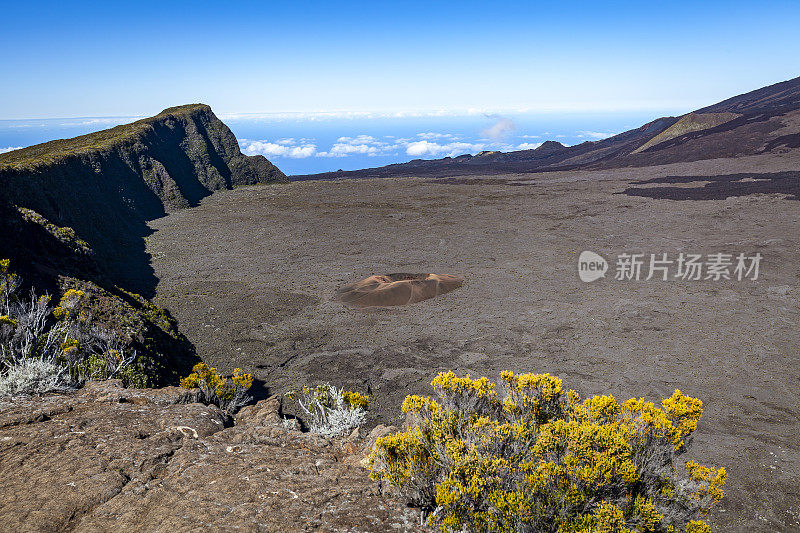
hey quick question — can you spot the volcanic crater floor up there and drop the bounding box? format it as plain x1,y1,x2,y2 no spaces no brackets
145,153,800,532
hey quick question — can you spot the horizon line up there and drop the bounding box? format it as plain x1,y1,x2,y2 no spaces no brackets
0,102,704,124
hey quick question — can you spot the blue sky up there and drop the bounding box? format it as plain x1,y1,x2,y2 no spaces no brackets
2,1,799,119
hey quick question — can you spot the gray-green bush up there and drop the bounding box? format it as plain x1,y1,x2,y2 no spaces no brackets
0,259,138,395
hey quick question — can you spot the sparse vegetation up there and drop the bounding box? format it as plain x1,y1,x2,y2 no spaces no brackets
15,207,92,256
0,104,210,170
368,371,725,532
0,357,69,397
286,383,370,436
0,259,143,395
179,362,253,414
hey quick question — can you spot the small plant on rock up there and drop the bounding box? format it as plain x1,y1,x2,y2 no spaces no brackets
286,383,370,437
180,363,253,414
368,371,725,533
0,357,69,397
0,259,141,395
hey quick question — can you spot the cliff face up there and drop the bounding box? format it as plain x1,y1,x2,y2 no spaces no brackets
0,105,286,385
0,104,286,294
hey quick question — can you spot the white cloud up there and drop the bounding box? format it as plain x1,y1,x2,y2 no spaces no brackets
336,135,377,144
240,139,317,158
289,145,317,158
481,116,516,139
405,140,485,158
317,135,396,157
416,132,458,140
58,117,137,127
405,141,438,156
261,129,562,162
328,143,380,156
516,142,543,150
577,130,616,140
0,146,23,154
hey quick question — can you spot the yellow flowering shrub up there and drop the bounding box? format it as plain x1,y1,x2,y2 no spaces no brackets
0,259,20,303
180,362,223,389
1,259,147,390
52,289,84,321
342,390,370,410
368,371,725,532
232,367,254,390
60,338,80,356
180,363,253,414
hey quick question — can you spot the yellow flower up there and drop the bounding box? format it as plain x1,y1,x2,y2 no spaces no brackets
231,368,254,390
686,461,727,502
342,390,369,410
61,338,80,355
215,381,235,401
686,520,711,533
368,371,724,532
662,389,703,439
179,362,224,390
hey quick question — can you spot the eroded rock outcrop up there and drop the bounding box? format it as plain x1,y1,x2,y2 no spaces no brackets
0,382,424,532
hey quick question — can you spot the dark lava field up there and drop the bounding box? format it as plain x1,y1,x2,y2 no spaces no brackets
146,151,800,532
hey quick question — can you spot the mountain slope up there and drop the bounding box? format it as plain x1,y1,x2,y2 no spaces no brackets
695,76,800,114
293,75,800,181
0,104,286,293
0,105,286,385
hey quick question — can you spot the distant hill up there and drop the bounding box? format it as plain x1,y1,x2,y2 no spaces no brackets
292,76,800,181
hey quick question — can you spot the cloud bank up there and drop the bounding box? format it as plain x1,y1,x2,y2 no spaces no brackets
239,132,568,161
240,139,317,158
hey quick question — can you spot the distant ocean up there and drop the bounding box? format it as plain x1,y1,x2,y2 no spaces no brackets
0,111,674,176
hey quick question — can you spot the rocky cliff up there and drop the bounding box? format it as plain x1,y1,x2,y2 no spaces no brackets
0,105,286,385
0,104,286,294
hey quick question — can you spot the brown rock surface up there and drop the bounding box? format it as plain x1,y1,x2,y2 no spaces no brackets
334,273,463,307
0,382,423,532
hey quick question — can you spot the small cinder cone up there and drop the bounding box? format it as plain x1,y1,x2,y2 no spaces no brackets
334,273,463,307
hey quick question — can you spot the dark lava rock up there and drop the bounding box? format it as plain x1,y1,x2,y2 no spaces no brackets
0,381,424,532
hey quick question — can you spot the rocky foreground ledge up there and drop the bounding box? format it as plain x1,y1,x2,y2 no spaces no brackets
0,382,424,532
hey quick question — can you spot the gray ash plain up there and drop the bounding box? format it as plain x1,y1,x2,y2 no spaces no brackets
145,151,800,532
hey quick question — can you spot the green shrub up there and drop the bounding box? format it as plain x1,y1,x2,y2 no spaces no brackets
0,259,144,393
179,363,253,414
368,371,725,532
